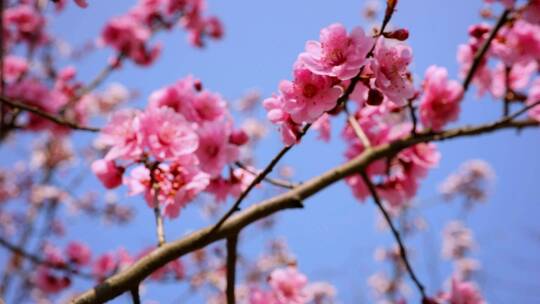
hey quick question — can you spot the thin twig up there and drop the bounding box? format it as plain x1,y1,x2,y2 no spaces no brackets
226,233,239,304
234,161,297,189
72,118,539,304
0,236,93,278
463,9,511,91
360,172,426,299
0,96,100,132
407,99,418,135
505,100,540,121
503,65,512,116
154,201,165,247
130,285,141,304
344,104,371,148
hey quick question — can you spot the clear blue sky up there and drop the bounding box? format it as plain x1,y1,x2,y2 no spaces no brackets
2,0,540,303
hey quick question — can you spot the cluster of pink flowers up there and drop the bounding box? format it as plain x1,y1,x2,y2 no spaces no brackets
419,66,464,131
33,241,91,294
459,0,540,119
263,23,417,145
101,0,223,65
248,266,334,304
343,104,440,207
440,160,495,204
437,277,485,304
93,76,250,218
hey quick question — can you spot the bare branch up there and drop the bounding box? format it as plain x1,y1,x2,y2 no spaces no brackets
72,118,539,304
0,236,92,278
0,96,100,132
360,172,426,299
234,161,297,189
226,233,239,304
463,9,511,91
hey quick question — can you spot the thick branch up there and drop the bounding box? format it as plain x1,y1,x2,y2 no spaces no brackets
72,118,538,304
360,172,426,299
0,96,100,132
226,233,239,304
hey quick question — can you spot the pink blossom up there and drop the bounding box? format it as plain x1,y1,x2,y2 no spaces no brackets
523,0,540,25
268,266,308,304
65,241,92,266
93,252,117,280
5,5,46,42
91,159,124,189
312,113,331,142
371,39,415,105
299,23,372,80
279,64,341,124
100,109,143,161
192,91,227,122
101,15,161,65
124,165,151,196
3,55,28,82
196,121,239,176
492,20,540,65
74,0,88,8
527,78,540,121
34,266,71,294
419,66,463,131
444,278,485,304
159,160,210,218
490,61,537,98
249,287,278,304
140,107,199,161
263,94,303,146
148,76,199,119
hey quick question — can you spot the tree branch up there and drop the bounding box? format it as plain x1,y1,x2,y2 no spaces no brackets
234,161,298,189
72,117,539,304
360,172,426,299
462,9,510,91
226,233,239,304
0,236,92,278
0,96,100,132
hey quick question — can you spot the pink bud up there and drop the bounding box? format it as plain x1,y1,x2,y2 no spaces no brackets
383,28,409,41
229,130,249,146
91,159,124,189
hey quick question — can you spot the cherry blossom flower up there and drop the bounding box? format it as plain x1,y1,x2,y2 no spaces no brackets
3,55,28,82
443,277,485,304
100,109,143,161
65,241,92,266
299,23,372,80
527,78,540,121
268,266,308,304
419,65,464,131
140,107,199,161
91,159,124,189
371,39,415,105
279,64,342,124
196,120,239,176
492,20,540,65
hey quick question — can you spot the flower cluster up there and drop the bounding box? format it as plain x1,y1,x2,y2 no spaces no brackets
101,0,223,65
459,0,540,119
93,76,250,218
440,159,495,205
343,104,440,207
263,23,417,145
248,266,335,304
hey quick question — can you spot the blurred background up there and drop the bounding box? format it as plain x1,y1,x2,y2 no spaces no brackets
1,0,540,303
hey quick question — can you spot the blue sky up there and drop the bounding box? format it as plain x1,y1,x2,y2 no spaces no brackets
2,0,540,303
